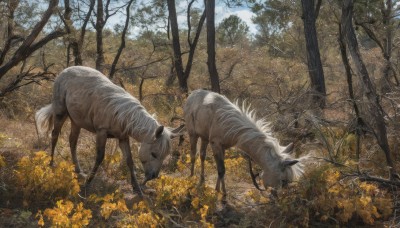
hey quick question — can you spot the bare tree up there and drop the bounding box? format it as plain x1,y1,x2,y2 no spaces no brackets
109,0,135,79
0,0,65,97
167,0,206,93
354,0,399,88
63,0,95,66
341,0,396,178
94,0,130,74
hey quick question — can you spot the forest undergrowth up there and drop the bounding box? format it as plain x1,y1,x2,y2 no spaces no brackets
0,91,398,227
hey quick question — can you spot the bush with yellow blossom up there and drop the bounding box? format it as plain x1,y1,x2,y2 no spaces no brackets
147,175,217,226
274,165,393,226
37,200,92,227
15,151,80,206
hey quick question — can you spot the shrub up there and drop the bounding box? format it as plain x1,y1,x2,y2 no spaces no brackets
88,190,129,220
147,175,217,226
37,200,92,227
15,151,80,207
275,165,393,226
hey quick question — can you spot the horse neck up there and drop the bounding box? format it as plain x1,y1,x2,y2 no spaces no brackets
237,135,282,171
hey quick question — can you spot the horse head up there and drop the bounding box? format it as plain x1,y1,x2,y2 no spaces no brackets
139,124,185,184
260,143,302,188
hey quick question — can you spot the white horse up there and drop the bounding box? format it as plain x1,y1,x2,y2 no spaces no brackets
183,89,304,196
35,66,183,197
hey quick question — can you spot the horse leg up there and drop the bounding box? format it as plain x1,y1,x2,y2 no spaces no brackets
69,121,83,175
189,134,199,177
211,142,226,197
119,138,143,197
199,138,208,185
50,113,67,167
85,129,107,187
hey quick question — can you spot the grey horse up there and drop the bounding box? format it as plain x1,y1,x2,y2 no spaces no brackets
183,89,304,196
35,66,183,197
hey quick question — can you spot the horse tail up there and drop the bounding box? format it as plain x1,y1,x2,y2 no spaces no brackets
35,104,54,138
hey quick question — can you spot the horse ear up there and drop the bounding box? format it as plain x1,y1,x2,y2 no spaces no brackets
170,124,186,139
282,142,294,154
155,125,164,139
281,159,299,168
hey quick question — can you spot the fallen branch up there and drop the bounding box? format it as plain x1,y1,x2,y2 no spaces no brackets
342,172,400,187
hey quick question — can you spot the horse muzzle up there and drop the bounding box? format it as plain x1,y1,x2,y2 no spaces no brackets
143,171,159,185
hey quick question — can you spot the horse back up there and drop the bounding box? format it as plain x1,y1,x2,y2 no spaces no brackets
52,66,135,137
184,89,231,143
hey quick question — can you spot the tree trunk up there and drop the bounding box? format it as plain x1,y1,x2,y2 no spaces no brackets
167,0,186,92
205,0,220,93
341,0,396,178
183,6,206,90
301,0,326,108
96,0,105,73
64,0,81,66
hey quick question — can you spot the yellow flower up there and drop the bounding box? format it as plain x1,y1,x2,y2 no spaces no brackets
192,197,200,209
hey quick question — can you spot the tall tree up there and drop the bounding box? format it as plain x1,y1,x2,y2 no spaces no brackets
167,0,185,91
217,15,249,47
250,0,294,49
301,0,326,108
205,0,220,93
341,0,396,178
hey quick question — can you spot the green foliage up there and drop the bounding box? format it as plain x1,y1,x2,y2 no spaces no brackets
217,15,249,47
251,0,298,47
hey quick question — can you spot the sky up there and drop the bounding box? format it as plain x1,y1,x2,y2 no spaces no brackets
107,1,257,37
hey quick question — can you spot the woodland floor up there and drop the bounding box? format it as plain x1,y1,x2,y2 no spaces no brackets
0,115,274,227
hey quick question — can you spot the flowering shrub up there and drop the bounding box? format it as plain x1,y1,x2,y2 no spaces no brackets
274,165,393,226
314,169,392,224
117,201,161,228
148,175,217,226
37,200,92,227
15,151,80,206
88,190,128,220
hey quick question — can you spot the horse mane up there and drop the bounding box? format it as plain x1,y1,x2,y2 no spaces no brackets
103,91,172,157
216,97,275,147
216,96,303,180
97,85,170,155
